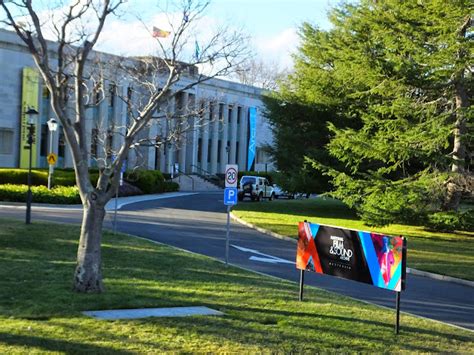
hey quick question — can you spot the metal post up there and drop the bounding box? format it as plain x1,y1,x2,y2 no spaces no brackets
47,130,54,189
225,205,231,264
395,291,401,334
113,186,118,234
299,269,305,301
25,125,34,225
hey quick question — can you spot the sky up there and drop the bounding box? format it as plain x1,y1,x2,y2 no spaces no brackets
1,0,336,70
94,0,336,70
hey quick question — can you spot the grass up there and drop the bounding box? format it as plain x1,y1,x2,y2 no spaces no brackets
0,219,473,353
232,197,474,281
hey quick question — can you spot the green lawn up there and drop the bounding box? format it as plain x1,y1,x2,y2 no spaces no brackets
0,219,472,353
233,198,474,281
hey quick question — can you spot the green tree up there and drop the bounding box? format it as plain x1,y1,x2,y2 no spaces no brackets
262,94,337,194
271,0,473,229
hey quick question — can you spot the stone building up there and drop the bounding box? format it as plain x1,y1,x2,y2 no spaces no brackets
0,28,274,175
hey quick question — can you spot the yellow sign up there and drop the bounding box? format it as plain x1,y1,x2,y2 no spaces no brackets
47,153,57,165
20,67,40,168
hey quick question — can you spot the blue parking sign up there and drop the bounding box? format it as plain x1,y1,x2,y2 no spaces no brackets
224,187,238,206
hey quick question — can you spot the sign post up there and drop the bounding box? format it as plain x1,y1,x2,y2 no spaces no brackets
224,164,238,264
113,160,126,235
47,153,57,190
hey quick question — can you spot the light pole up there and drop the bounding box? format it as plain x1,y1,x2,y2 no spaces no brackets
47,118,58,189
225,143,230,163
25,107,39,224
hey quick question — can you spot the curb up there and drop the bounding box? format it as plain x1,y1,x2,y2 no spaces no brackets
230,212,296,243
407,268,474,287
230,212,474,288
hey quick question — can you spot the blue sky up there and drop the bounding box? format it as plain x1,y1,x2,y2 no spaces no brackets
1,0,336,69
206,0,335,67
95,0,336,69
208,0,333,35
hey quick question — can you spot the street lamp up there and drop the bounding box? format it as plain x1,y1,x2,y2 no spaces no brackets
47,118,58,189
225,142,230,163
25,107,39,224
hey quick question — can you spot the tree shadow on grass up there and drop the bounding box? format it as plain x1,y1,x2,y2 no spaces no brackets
0,332,132,354
215,303,473,343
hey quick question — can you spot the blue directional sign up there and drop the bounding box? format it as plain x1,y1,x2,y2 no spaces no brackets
224,187,238,206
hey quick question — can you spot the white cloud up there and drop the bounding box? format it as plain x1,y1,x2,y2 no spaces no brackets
253,27,299,69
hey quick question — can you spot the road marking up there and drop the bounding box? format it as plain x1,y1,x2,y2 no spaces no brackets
231,244,295,265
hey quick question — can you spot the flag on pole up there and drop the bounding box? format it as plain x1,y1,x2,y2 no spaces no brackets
152,26,171,38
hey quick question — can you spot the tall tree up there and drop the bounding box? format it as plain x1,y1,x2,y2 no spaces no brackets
0,0,247,292
270,0,473,228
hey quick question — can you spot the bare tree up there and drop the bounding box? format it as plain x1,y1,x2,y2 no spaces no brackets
0,0,248,293
232,58,288,91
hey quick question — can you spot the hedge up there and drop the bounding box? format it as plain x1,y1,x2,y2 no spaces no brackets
0,184,80,204
0,168,177,199
0,168,98,187
124,170,166,194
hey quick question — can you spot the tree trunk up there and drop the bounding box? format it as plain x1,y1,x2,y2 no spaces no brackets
444,81,467,211
73,200,106,293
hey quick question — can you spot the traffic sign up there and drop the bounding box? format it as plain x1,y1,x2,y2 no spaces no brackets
224,187,238,206
225,164,238,188
47,153,57,165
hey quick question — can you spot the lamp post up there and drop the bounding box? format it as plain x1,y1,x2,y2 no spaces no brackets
47,118,58,189
225,142,230,163
25,107,39,224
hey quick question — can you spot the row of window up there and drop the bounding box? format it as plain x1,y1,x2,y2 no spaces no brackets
0,126,65,158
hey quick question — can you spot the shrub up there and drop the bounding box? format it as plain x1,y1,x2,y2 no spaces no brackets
163,181,180,192
0,169,48,186
0,168,99,187
0,184,80,204
427,210,474,232
124,170,165,194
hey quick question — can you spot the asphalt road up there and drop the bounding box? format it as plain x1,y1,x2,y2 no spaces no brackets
1,192,473,332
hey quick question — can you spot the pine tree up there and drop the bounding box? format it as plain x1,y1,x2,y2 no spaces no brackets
270,0,473,229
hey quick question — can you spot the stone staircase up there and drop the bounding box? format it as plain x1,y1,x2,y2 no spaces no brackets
172,174,223,192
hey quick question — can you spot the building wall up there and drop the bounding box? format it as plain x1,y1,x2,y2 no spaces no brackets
0,28,275,174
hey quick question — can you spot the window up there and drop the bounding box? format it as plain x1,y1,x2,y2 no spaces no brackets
217,140,221,163
219,103,224,121
209,103,214,121
237,106,241,124
0,129,13,154
197,138,202,163
58,130,65,158
207,138,212,163
236,141,239,163
108,83,116,107
228,108,232,124
106,129,113,157
40,124,48,156
91,128,99,158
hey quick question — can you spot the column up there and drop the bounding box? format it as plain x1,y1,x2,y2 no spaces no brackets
166,96,175,174
210,103,219,174
200,102,209,173
178,92,188,173
238,106,248,170
185,93,197,173
229,105,237,164
219,103,229,172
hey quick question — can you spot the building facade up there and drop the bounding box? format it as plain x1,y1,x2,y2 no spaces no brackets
0,28,274,175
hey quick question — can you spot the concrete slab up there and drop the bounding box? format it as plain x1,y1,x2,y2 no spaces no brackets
83,306,224,320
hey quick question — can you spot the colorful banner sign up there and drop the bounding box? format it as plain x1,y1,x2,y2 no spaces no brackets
247,107,256,171
20,67,40,168
296,222,406,292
